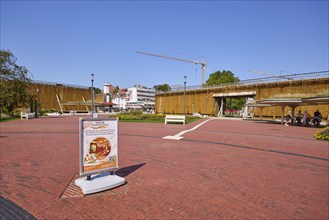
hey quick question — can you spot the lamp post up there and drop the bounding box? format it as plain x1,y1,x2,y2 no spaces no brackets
206,94,208,115
91,74,94,118
35,88,39,118
184,76,187,115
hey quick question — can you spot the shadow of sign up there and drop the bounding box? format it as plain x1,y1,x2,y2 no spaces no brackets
115,163,146,177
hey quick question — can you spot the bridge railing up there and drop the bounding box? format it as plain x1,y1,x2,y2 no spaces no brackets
168,71,329,92
32,80,90,89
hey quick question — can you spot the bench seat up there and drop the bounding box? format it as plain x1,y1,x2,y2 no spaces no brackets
21,111,34,119
165,115,186,125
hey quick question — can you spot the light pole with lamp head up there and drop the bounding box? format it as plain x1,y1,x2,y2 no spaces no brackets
91,74,94,118
184,76,187,115
35,88,39,118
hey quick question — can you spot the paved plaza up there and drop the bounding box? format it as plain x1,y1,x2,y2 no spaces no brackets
0,116,328,219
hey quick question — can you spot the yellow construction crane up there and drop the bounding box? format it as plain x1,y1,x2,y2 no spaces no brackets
136,51,207,85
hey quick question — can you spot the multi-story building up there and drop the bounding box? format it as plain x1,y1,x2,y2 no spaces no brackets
126,85,155,111
102,84,155,111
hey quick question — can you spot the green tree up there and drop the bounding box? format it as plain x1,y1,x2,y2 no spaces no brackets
205,70,239,86
0,50,32,117
110,86,119,101
153,84,171,92
95,88,102,94
206,70,245,113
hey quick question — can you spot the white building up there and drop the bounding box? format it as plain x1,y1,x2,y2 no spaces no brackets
102,83,127,111
126,85,155,110
102,84,155,111
113,88,128,110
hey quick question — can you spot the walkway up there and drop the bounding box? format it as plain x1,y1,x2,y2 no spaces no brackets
0,116,328,219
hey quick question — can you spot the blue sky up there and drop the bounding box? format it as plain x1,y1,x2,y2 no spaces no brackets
1,0,328,89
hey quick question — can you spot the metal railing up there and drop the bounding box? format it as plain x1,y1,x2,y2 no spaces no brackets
32,80,90,89
31,71,328,92
167,70,329,93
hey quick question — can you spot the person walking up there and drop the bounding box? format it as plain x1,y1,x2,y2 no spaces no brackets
303,110,310,126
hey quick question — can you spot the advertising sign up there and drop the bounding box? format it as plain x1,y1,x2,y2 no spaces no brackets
79,118,118,176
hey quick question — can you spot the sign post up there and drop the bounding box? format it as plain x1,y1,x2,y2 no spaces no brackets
75,118,125,194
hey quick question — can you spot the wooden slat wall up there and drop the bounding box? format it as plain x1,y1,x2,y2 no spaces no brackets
155,78,329,117
29,83,92,111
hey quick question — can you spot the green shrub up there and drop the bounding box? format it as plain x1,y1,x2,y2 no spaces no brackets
314,127,329,141
115,111,165,122
126,110,143,116
115,111,200,124
0,116,19,122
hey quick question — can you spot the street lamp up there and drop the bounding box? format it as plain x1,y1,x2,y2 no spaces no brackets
36,88,39,118
184,76,187,115
91,74,94,118
206,94,208,115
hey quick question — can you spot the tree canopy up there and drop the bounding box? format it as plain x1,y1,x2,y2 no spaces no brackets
0,50,32,116
205,70,245,112
205,70,240,86
95,88,102,94
153,84,171,92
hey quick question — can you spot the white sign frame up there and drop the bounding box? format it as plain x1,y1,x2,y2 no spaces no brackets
79,118,119,176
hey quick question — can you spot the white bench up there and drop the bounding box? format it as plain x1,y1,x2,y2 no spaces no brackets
45,112,60,116
21,111,34,119
165,115,186,125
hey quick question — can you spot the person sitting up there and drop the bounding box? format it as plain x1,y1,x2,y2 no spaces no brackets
313,110,322,127
296,110,303,126
285,111,292,126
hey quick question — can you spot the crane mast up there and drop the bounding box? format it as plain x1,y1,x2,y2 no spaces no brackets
136,51,207,85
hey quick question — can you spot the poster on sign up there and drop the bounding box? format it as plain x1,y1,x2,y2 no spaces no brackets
79,118,119,176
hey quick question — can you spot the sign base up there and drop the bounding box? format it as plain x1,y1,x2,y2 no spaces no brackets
75,173,125,194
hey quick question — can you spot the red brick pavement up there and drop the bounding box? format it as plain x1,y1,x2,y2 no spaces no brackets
0,116,328,219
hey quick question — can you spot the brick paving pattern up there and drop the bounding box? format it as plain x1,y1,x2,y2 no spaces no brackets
0,195,36,219
0,116,328,219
